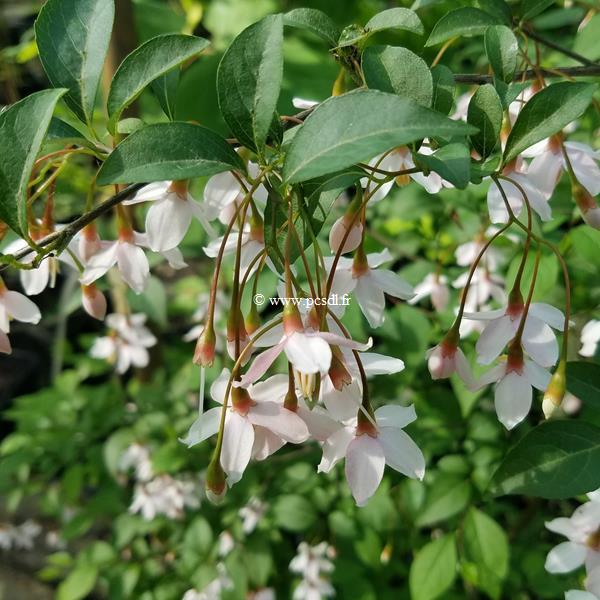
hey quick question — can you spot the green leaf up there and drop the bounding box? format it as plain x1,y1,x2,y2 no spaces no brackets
409,534,458,600
272,494,316,532
35,0,114,126
520,0,556,21
485,25,519,83
97,122,244,185
504,82,597,163
468,84,503,158
490,420,600,499
107,34,209,133
416,475,472,527
417,143,471,189
45,117,95,150
56,564,98,600
364,8,424,36
425,8,501,47
475,0,512,24
362,46,433,107
283,8,341,47
151,70,180,120
573,14,600,62
283,89,475,183
463,507,509,599
566,361,600,409
217,14,284,152
0,89,66,236
431,65,455,115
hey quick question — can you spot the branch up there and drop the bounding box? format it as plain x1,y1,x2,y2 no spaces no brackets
522,28,598,67
1,183,144,268
453,64,600,84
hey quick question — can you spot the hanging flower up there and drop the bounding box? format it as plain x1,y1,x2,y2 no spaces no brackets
409,272,450,312
580,320,600,358
0,279,42,354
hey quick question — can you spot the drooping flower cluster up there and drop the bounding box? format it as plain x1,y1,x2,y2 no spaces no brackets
290,541,336,600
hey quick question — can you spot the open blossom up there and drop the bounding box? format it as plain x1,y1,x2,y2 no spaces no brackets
455,235,503,271
409,272,449,312
474,353,551,429
239,497,268,534
81,284,107,320
180,368,309,485
427,339,473,387
290,541,335,600
129,474,200,520
90,313,157,374
123,180,215,251
465,301,564,367
0,520,42,551
0,280,42,354
119,443,154,482
545,489,600,599
327,248,414,328
182,564,233,600
319,405,425,506
580,320,600,358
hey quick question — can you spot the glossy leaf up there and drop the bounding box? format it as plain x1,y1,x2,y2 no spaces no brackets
426,7,501,46
151,70,180,121
475,0,512,24
362,46,433,107
566,361,600,409
409,534,457,600
35,0,114,126
503,82,597,163
217,14,284,152
485,25,519,83
416,475,472,527
520,0,556,21
283,89,475,183
417,143,471,189
97,122,244,185
107,34,209,133
490,420,600,499
0,89,66,236
468,84,503,158
431,65,455,114
283,8,340,47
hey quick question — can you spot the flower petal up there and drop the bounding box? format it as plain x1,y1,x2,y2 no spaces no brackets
522,317,559,367
374,404,417,429
123,181,170,205
0,329,12,354
211,368,231,404
237,341,285,387
116,242,149,294
494,371,532,430
529,303,565,330
476,315,517,364
523,359,551,391
355,275,386,328
345,434,385,506
318,426,353,473
370,269,415,300
80,242,118,285
21,260,50,296
2,291,42,324
179,406,221,447
379,427,425,480
284,332,332,375
251,426,285,460
247,402,309,443
221,411,254,485
544,541,587,574
146,195,192,251
360,352,405,376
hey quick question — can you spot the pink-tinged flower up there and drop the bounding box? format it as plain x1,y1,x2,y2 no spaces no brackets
81,230,150,294
573,184,600,229
79,223,102,262
465,301,565,367
528,138,600,198
326,248,414,328
455,234,503,271
409,272,449,312
0,280,42,354
290,541,335,600
123,180,215,252
319,405,425,506
426,340,473,387
474,353,551,429
90,313,156,374
487,161,552,223
236,306,372,387
580,320,600,358
329,214,363,254
239,497,268,534
180,369,309,485
81,284,107,320
292,97,318,110
545,490,600,599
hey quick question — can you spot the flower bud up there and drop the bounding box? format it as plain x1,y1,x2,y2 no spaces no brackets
573,182,600,229
205,459,227,505
245,304,261,335
81,284,107,320
542,360,567,419
329,215,363,254
193,324,216,366
329,348,352,390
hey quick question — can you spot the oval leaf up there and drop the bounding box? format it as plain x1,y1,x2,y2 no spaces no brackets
409,534,458,600
97,122,244,185
566,361,600,409
365,8,424,36
283,8,341,47
217,14,284,152
426,7,501,47
35,0,114,126
431,65,455,115
485,25,519,83
503,82,597,163
490,420,600,499
468,84,503,158
362,46,433,107
283,89,476,183
107,34,209,133
417,143,471,189
520,0,556,21
0,89,66,236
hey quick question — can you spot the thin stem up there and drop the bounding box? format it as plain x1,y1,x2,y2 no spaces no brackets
521,27,598,67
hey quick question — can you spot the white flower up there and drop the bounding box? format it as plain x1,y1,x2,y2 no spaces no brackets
217,531,235,557
580,320,600,358
455,236,503,271
293,97,318,110
319,405,425,506
239,497,268,534
0,520,42,550
90,313,157,374
182,564,233,600
465,302,565,367
326,249,414,328
474,355,551,429
129,474,200,520
328,214,363,254
123,180,215,251
119,443,154,482
180,369,310,485
426,341,473,387
545,490,600,599
81,284,107,320
409,272,449,312
290,541,335,599
0,280,42,354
